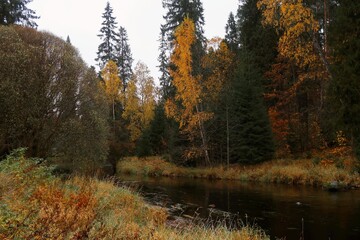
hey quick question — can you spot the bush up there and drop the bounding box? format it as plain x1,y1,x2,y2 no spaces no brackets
1,150,269,239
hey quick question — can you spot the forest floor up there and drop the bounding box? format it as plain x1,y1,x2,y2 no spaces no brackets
0,150,269,240
117,149,360,189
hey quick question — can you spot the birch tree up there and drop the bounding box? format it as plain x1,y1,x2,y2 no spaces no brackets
165,17,212,165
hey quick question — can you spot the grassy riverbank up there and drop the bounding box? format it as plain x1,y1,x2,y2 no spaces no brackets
0,149,269,240
117,155,360,189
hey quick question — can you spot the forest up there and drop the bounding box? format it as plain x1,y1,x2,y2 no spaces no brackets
0,0,359,239
1,0,359,172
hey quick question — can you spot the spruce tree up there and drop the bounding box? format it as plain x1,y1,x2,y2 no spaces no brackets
229,54,274,164
158,27,172,99
137,104,167,157
162,0,205,43
159,0,206,99
225,12,239,52
116,26,133,91
236,0,277,74
0,0,38,27
96,1,119,70
220,0,276,164
156,0,206,162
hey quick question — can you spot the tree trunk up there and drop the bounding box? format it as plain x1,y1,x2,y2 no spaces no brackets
196,104,211,166
112,99,116,132
226,105,230,170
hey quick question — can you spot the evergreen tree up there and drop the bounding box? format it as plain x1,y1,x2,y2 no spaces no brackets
137,104,167,157
225,12,239,52
229,54,274,163
96,1,119,70
236,0,277,74
209,0,276,164
0,0,38,27
329,0,360,159
162,0,205,43
116,26,133,91
158,27,172,99
159,0,206,99
156,0,207,162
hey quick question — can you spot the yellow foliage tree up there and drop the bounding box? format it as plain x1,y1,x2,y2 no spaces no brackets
257,0,331,81
122,62,156,144
101,60,123,121
258,0,330,152
202,37,236,167
135,61,156,129
165,17,212,165
122,76,141,142
202,38,235,103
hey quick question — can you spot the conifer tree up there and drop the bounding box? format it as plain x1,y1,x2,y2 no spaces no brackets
96,1,119,70
165,17,212,165
229,54,274,163
159,0,206,99
225,12,239,52
116,26,133,91
158,27,172,99
216,0,276,163
0,0,38,27
329,0,360,159
161,0,205,43
237,0,277,74
156,0,207,162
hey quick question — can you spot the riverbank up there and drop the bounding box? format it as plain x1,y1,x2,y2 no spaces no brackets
0,149,269,240
117,156,360,189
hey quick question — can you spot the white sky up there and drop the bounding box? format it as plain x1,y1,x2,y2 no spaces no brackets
29,0,239,82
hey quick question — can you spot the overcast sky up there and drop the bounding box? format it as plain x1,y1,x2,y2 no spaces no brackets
29,0,239,82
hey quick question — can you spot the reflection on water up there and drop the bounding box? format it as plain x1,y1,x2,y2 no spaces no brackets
118,175,360,240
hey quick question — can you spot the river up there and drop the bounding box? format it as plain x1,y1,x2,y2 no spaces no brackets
118,175,360,240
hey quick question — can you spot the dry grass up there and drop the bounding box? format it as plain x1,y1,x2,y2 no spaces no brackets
0,150,269,240
117,156,360,188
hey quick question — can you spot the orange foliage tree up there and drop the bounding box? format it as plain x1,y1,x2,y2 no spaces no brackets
258,0,330,154
165,17,212,165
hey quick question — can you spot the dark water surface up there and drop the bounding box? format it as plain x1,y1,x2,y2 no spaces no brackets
118,175,360,240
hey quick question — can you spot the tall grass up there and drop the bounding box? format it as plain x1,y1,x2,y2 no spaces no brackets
0,149,269,239
117,156,360,188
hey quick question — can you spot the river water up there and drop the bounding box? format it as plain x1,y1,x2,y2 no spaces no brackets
118,175,360,240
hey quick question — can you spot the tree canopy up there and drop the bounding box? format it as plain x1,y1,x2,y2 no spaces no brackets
0,0,38,27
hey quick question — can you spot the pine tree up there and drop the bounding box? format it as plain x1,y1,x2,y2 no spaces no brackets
116,26,133,91
96,1,119,70
0,0,38,27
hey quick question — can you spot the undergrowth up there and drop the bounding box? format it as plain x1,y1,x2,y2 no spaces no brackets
117,155,360,188
0,149,269,239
